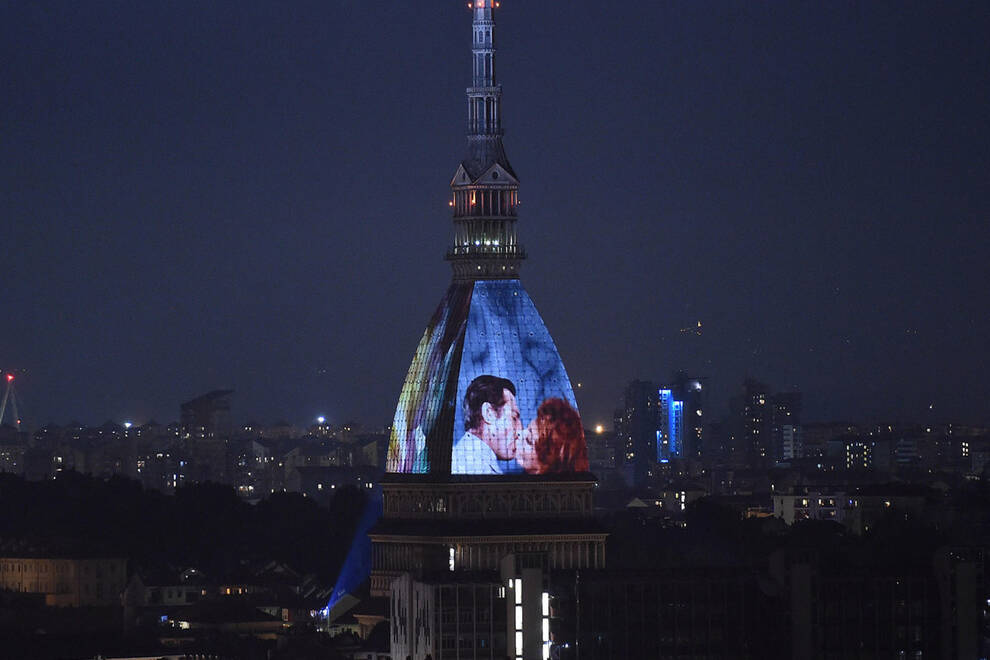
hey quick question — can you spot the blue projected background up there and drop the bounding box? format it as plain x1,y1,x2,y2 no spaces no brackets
386,280,587,476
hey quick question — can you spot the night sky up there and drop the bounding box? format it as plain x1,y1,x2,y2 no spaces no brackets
2,1,988,429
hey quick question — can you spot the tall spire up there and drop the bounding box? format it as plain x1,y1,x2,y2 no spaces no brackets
447,0,525,281
469,0,501,135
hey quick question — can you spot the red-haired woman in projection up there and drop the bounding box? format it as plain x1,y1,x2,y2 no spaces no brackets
517,397,589,474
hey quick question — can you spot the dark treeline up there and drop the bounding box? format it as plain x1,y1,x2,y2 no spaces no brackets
0,471,369,581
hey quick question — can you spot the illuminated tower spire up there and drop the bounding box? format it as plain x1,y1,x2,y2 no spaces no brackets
447,0,525,281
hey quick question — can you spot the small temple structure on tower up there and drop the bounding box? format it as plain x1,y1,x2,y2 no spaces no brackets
447,0,524,281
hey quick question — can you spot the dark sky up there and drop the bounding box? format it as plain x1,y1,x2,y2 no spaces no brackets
2,1,988,429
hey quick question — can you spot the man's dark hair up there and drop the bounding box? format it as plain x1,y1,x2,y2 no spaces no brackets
464,375,516,432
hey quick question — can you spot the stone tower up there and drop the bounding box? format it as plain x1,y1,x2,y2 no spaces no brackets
375,7,604,657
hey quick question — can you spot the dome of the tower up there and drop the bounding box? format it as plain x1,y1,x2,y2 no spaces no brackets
387,279,586,476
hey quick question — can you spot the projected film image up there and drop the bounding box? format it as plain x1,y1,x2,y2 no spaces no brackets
386,283,472,474
386,280,589,476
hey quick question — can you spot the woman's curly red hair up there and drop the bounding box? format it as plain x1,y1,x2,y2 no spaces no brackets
533,398,589,474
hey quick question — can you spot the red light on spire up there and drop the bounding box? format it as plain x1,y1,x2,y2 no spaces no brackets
5,374,12,383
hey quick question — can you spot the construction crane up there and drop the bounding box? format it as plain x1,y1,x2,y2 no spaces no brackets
0,373,21,430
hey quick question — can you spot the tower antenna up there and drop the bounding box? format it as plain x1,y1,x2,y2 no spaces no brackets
0,373,21,430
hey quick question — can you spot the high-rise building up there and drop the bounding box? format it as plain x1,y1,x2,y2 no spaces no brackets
614,380,658,486
656,388,681,460
658,372,706,462
728,380,802,467
371,5,605,659
730,379,772,467
180,389,233,441
771,391,803,462
180,389,233,483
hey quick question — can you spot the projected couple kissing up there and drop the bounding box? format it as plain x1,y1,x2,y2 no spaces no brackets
451,374,589,475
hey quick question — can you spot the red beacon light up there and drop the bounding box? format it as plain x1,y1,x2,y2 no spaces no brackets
5,374,13,382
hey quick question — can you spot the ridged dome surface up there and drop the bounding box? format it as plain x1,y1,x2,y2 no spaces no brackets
387,279,584,475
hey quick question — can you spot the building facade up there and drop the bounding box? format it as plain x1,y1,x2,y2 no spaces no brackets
0,555,127,607
658,373,707,462
615,380,658,487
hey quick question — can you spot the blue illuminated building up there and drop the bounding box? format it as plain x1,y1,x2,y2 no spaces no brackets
657,389,683,461
657,374,707,462
671,400,684,457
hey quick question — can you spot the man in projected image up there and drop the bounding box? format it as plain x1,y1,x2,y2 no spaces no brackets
451,375,522,474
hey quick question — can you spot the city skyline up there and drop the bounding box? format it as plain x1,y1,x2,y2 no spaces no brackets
3,1,988,428
2,5,990,656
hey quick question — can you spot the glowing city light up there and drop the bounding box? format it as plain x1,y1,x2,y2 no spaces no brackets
595,424,604,434
123,421,133,429
317,416,326,425
5,374,12,382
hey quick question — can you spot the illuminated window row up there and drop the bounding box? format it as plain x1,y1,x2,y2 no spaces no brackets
452,189,518,217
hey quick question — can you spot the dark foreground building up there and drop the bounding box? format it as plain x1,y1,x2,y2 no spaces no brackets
562,548,982,659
